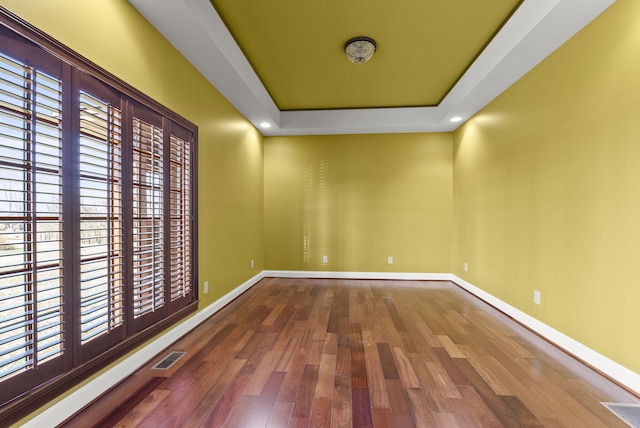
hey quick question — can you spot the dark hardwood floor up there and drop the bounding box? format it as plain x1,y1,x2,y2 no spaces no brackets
61,278,639,427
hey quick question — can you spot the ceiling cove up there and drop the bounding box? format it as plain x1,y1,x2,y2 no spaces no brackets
128,0,615,136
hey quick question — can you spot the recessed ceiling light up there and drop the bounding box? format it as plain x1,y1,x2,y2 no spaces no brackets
450,116,463,123
259,122,272,129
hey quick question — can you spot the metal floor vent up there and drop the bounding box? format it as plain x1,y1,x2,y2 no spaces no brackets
601,403,640,428
151,351,186,370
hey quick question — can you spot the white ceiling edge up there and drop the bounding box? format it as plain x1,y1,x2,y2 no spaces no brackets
128,0,616,136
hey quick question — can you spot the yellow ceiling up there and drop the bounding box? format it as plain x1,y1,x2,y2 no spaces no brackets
210,0,522,111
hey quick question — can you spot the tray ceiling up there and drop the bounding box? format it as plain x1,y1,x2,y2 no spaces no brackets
128,0,615,135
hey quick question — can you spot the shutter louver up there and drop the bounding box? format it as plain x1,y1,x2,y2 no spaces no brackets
79,91,124,343
132,117,165,318
169,134,192,301
0,52,64,379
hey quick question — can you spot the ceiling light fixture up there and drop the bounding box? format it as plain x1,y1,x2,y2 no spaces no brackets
450,116,463,123
259,122,272,129
344,36,377,64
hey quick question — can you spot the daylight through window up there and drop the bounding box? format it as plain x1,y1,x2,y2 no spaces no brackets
0,17,197,414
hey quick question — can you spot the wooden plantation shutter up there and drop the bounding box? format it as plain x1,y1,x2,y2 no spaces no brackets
76,73,126,363
0,12,197,420
130,106,166,331
0,45,68,402
167,124,194,312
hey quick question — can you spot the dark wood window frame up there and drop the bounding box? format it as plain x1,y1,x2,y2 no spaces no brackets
0,8,198,425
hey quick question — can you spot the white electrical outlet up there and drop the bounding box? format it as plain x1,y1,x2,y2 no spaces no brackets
534,290,541,305
322,255,328,264
204,281,209,294
464,262,468,272
251,259,255,269
388,256,393,265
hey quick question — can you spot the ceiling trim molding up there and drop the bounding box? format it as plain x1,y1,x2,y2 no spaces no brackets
129,0,616,136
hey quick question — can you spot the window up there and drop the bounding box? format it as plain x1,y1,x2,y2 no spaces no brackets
0,11,197,422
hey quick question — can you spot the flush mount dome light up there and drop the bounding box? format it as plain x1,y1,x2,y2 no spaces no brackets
344,36,377,64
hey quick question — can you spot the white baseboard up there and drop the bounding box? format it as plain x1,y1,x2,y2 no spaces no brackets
263,270,452,281
21,271,267,428
450,274,640,396
22,269,639,426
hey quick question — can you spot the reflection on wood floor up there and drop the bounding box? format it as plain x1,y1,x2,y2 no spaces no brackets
62,278,639,427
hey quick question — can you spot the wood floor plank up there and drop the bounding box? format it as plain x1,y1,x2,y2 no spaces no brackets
245,371,287,428
501,395,545,428
62,278,639,428
179,357,247,427
278,348,309,404
246,349,285,395
315,354,337,401
331,374,352,428
322,332,338,356
437,334,466,359
62,372,154,427
267,401,294,428
307,339,325,366
310,397,332,428
113,389,171,427
335,343,351,376
464,353,515,396
274,336,302,372
94,376,165,427
391,346,421,388
457,385,503,428
237,332,279,369
386,379,417,428
384,298,408,332
406,353,443,412
405,387,438,427
291,364,320,419
372,408,394,428
454,358,521,428
135,359,228,427
362,331,390,409
445,396,482,428
414,320,443,349
350,323,368,389
198,370,250,426
377,342,400,380
352,387,374,428
433,411,462,428
433,346,470,386
221,394,257,428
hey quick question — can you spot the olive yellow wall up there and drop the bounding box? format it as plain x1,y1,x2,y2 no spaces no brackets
264,133,452,273
2,1,264,424
453,0,640,373
1,0,265,306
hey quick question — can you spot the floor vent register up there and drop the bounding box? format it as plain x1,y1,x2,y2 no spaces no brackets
151,351,186,370
601,403,640,428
